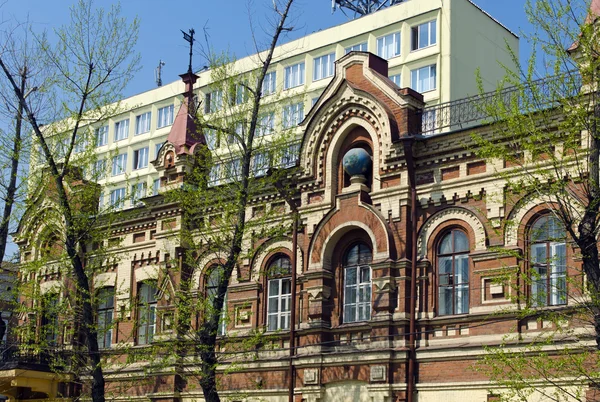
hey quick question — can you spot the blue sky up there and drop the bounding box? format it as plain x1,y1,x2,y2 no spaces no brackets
2,0,531,99
0,0,531,260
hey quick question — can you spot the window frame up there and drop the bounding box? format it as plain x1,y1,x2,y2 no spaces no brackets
157,105,174,128
282,102,304,128
133,147,149,170
114,118,130,142
284,62,305,90
411,20,437,51
266,255,292,332
137,281,157,345
342,243,372,324
313,52,335,81
345,42,368,54
95,125,108,147
205,265,227,336
436,229,470,316
135,111,151,135
111,153,127,176
97,287,115,349
376,32,401,59
262,71,277,95
109,187,126,209
410,64,437,93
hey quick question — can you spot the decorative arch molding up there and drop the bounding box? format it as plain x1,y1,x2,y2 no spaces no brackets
250,239,303,281
94,272,117,288
192,251,229,290
40,280,61,295
309,210,390,271
135,265,159,284
300,86,395,186
504,196,583,246
418,207,487,258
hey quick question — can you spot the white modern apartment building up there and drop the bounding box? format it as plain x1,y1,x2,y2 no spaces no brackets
85,0,517,210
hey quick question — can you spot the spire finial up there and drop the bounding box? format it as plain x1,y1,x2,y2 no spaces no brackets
181,28,195,74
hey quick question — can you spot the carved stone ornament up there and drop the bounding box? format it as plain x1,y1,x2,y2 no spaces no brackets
304,368,319,385
370,365,386,382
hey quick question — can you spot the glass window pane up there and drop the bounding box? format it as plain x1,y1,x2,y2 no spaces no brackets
439,256,452,274
454,231,468,252
345,267,357,286
439,234,452,254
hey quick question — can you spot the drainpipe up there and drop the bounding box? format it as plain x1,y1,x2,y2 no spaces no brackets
402,137,418,402
288,211,298,402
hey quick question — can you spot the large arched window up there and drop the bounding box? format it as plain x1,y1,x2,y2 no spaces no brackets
266,255,292,331
137,281,157,345
97,287,114,349
438,229,469,315
530,215,566,306
205,265,227,336
343,243,372,323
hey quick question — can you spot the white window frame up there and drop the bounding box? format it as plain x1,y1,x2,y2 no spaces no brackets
209,163,222,186
257,112,275,137
109,187,126,209
313,52,335,81
135,112,151,135
114,119,129,142
376,32,401,59
284,62,305,90
133,147,149,170
280,143,300,168
411,20,437,51
154,142,163,159
131,182,147,205
345,42,367,54
152,179,160,195
267,277,291,331
205,90,223,114
262,71,276,95
223,158,241,183
389,74,401,86
157,105,174,128
282,102,304,129
410,64,436,93
95,126,108,147
111,153,127,176
252,151,269,177
343,264,372,323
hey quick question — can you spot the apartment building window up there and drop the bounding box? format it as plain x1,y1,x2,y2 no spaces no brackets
92,159,106,179
438,229,469,316
205,266,227,336
135,112,151,135
262,71,276,95
235,83,248,105
223,158,241,183
410,64,436,93
111,153,127,176
152,179,160,195
267,255,292,331
41,294,59,345
205,128,218,150
343,243,372,323
345,42,367,54
411,20,437,51
109,187,126,209
204,90,223,114
376,32,400,59
114,119,129,142
257,112,275,137
209,163,221,186
389,74,401,86
284,62,305,90
157,105,174,128
133,147,149,170
281,143,300,168
137,281,157,345
530,215,567,307
313,52,335,81
131,182,147,205
155,142,164,158
95,125,108,147
252,151,269,177
282,102,304,128
97,287,114,349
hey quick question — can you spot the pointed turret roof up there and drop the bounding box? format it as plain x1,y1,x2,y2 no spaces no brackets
166,71,205,155
567,0,600,52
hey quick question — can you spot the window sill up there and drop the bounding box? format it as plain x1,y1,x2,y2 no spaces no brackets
410,44,437,53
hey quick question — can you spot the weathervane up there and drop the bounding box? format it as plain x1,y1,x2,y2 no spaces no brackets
181,28,195,73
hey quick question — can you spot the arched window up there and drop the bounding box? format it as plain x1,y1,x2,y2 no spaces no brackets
205,265,227,336
97,287,114,349
343,243,372,323
438,229,469,315
530,215,566,306
137,281,157,345
41,293,59,345
266,255,292,331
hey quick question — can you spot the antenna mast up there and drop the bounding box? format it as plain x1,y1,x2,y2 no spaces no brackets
332,0,406,16
155,60,165,87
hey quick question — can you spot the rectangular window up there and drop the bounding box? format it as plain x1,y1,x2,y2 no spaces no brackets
97,287,114,349
252,151,269,177
223,158,241,183
135,112,151,135
267,278,291,331
410,64,436,93
284,62,305,90
282,102,304,128
92,159,106,179
131,182,147,205
209,163,221,186
311,97,320,107
235,83,248,105
109,187,126,209
111,153,127,176
345,42,368,54
153,179,160,195
157,105,174,128
281,143,300,168
343,265,371,323
257,112,275,137
133,147,149,170
313,52,335,81
204,90,223,114
114,119,129,142
376,32,400,59
262,71,276,95
95,126,108,147
155,142,163,158
411,20,437,51
73,134,88,154
137,282,157,345
389,74,401,86
205,128,218,150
